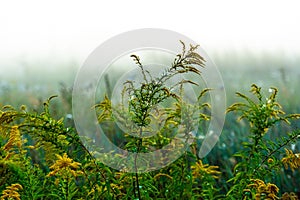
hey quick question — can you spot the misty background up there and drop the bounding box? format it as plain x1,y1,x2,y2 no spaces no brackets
0,0,300,109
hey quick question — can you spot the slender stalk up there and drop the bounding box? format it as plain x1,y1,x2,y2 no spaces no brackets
133,127,143,200
135,170,141,199
255,131,300,172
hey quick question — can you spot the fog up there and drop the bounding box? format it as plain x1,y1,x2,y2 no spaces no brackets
1,0,300,101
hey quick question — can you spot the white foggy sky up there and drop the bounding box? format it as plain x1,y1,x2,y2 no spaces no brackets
0,0,299,70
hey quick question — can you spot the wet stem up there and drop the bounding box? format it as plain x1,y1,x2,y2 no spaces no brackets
134,127,143,200
252,130,263,153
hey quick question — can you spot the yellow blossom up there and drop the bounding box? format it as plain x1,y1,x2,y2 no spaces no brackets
0,183,23,200
245,179,279,200
191,160,221,179
3,126,22,151
281,148,300,172
47,153,83,178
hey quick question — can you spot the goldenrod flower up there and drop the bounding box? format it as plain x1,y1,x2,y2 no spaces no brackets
47,153,82,178
3,126,22,151
281,148,300,172
0,183,23,200
191,160,221,179
245,179,279,200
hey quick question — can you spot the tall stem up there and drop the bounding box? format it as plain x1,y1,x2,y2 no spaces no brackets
133,127,143,199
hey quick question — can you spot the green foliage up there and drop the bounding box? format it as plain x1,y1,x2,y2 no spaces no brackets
94,41,214,199
1,42,300,199
226,84,300,199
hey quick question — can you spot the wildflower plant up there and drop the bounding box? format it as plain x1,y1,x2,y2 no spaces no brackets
226,84,300,199
0,97,92,199
46,153,83,199
95,41,210,158
94,41,219,199
1,41,300,199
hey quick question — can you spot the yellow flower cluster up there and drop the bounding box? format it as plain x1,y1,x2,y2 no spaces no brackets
245,179,279,200
47,153,83,178
191,160,221,179
0,183,23,200
3,126,21,151
282,148,300,172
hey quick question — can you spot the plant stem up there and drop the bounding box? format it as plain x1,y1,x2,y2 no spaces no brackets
135,171,141,199
255,130,300,172
133,127,143,199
